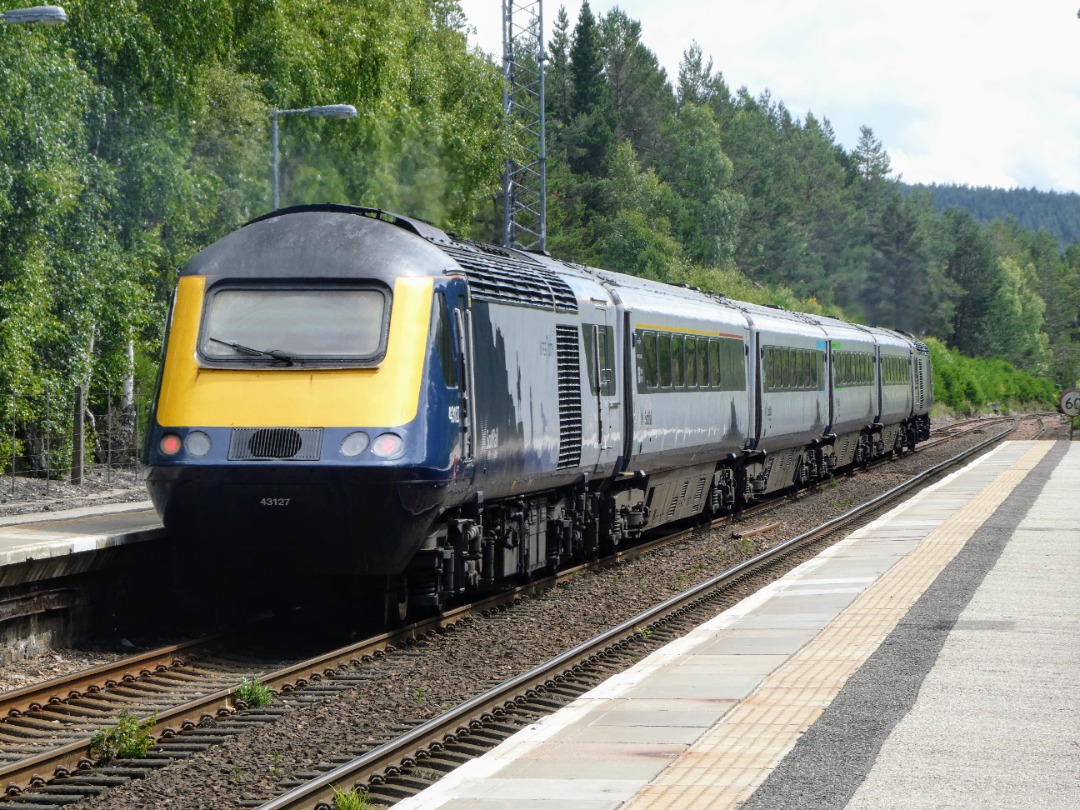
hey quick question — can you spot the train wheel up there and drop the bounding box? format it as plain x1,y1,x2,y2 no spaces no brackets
355,575,409,629
386,575,409,628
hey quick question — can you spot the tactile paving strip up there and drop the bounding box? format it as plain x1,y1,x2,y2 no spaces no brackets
624,441,1053,810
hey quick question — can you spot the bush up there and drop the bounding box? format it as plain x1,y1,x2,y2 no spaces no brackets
234,676,274,708
90,711,156,760
926,337,1058,414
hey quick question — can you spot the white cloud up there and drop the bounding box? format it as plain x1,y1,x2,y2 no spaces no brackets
456,0,1080,193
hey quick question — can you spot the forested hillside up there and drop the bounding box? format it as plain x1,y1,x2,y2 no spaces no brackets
513,3,1080,393
903,183,1080,249
0,0,1074,471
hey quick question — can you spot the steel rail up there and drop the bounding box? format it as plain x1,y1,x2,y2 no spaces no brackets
0,571,604,794
0,418,1018,799
0,412,997,724
1,637,211,720
256,419,1019,810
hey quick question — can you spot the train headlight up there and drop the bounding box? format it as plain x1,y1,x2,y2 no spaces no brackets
371,432,404,459
159,434,183,456
340,431,370,457
184,431,212,457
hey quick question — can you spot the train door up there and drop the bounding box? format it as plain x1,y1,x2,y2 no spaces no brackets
451,299,476,480
873,343,883,422
582,311,621,473
826,340,837,434
752,329,765,447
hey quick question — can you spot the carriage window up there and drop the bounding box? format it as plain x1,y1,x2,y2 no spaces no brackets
684,338,697,389
433,293,458,387
764,345,821,392
658,334,672,388
672,336,685,388
583,324,616,395
201,285,388,365
636,329,745,393
640,332,658,390
882,355,910,385
722,339,745,391
834,351,873,387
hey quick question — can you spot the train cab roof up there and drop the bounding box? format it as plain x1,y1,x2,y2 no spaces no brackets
181,205,459,285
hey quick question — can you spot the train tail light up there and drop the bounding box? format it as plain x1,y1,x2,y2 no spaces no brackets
159,434,183,455
371,433,404,458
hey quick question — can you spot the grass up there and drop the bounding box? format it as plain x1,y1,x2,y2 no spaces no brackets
332,787,370,809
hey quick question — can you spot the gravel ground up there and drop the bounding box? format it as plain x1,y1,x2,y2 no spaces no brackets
0,464,149,520
0,415,1069,809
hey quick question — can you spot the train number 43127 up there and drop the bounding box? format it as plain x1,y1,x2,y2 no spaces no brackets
260,497,291,507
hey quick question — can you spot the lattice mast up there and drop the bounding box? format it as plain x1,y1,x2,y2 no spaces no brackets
501,0,547,252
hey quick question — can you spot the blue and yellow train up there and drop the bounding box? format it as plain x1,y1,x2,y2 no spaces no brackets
142,205,932,621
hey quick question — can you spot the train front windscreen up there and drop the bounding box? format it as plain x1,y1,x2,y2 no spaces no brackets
197,284,389,366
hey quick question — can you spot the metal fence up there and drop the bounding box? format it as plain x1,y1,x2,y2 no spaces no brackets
4,384,144,495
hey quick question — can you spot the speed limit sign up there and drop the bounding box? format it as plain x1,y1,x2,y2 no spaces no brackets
1061,388,1080,417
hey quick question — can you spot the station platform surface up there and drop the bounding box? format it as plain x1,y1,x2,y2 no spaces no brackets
396,440,1079,810
0,499,160,588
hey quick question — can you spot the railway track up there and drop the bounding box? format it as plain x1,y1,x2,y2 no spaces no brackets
0,417,1025,807
259,417,1025,810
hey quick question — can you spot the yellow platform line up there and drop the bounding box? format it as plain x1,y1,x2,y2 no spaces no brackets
623,441,1053,810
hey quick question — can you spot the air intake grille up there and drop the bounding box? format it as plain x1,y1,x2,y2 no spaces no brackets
229,428,323,461
556,325,583,469
442,243,578,313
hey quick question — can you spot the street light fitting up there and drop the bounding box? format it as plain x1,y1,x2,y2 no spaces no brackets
1,5,68,24
271,104,358,210
281,104,358,119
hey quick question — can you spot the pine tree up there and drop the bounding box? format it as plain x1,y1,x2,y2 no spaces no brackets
599,9,673,158
565,1,614,176
546,6,572,128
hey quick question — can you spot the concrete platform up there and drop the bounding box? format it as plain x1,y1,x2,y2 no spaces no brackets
0,500,160,588
394,440,1079,810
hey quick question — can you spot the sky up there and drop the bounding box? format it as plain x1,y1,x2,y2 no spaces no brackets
456,0,1080,194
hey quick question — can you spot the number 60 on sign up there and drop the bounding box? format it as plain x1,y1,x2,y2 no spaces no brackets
1061,388,1080,417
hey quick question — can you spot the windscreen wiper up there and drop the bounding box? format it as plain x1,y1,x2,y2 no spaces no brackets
208,337,295,366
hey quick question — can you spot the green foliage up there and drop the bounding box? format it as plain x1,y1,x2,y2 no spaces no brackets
0,0,505,469
911,182,1080,250
0,0,1072,466
540,5,1071,400
564,2,614,176
983,256,1050,372
332,787,370,810
90,711,156,760
926,338,1057,414
234,676,274,708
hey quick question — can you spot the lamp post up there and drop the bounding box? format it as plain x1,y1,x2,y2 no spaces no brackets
271,104,357,210
2,4,69,480
1,5,67,24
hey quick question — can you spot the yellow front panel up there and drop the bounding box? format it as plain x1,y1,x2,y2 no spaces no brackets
157,275,434,428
